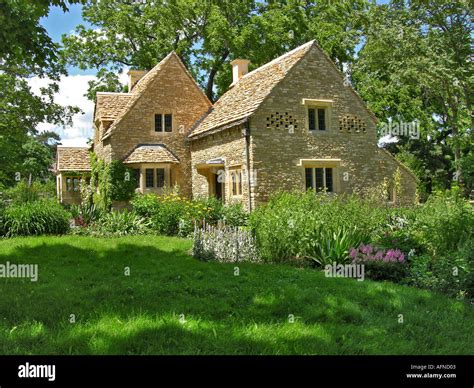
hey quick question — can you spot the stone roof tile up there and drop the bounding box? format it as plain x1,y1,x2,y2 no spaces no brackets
56,147,91,171
123,144,180,164
188,41,315,138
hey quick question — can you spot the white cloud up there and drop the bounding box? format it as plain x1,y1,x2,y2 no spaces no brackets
28,69,130,147
29,74,97,147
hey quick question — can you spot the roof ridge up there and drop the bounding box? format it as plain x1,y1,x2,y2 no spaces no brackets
96,92,133,96
189,40,315,138
240,40,315,81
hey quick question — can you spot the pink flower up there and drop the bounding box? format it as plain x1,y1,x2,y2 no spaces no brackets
349,247,358,258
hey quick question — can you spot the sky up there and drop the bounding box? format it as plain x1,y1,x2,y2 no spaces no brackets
34,4,128,147
35,2,394,148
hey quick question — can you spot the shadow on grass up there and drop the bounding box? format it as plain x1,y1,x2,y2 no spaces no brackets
0,237,472,355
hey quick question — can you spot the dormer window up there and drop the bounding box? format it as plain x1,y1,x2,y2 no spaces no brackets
155,113,173,132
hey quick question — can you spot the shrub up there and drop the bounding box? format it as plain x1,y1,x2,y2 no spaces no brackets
1,200,70,237
376,208,425,255
410,190,474,255
220,203,248,227
70,202,103,226
350,244,408,282
250,191,386,264
2,180,56,205
193,224,260,263
406,239,473,299
131,193,161,218
151,197,184,236
91,210,151,237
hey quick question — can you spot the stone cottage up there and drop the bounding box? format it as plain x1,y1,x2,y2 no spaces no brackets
56,40,417,208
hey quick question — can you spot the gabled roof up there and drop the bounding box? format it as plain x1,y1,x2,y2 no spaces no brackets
56,147,91,172
95,92,132,122
123,144,180,164
188,41,315,139
101,52,211,141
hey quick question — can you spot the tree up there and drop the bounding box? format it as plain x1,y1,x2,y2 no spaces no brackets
0,1,84,187
62,0,368,101
352,0,473,197
0,0,85,78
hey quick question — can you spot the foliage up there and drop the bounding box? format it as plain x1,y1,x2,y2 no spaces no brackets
249,191,386,264
406,239,473,299
0,0,85,77
89,210,151,237
410,190,474,255
89,154,136,210
62,0,368,102
220,203,249,227
70,202,103,227
130,193,161,218
3,180,56,205
131,191,245,237
193,224,260,263
0,74,80,187
352,0,473,196
1,200,70,237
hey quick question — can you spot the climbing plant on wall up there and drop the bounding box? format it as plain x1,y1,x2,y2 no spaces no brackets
89,152,136,210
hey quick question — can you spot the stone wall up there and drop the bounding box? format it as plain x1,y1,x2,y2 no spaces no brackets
190,126,251,209
94,54,211,199
248,45,417,207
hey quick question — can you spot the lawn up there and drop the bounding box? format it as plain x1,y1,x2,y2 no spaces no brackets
0,235,472,355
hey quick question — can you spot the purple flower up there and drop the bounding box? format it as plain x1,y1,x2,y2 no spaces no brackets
374,250,384,260
360,244,373,255
349,247,358,258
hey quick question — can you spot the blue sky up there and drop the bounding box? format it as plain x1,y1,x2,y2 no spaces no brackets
40,4,94,76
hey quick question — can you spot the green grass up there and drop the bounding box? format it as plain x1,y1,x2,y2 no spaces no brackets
0,235,472,355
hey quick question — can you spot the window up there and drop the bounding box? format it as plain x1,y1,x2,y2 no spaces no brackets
308,108,326,131
155,113,173,132
66,177,81,192
308,108,316,131
231,170,243,196
317,108,326,131
164,114,172,132
157,168,165,188
145,169,154,188
305,167,334,192
134,169,140,188
154,114,162,132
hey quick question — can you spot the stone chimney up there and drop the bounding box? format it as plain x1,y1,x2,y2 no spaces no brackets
128,70,148,92
230,59,250,86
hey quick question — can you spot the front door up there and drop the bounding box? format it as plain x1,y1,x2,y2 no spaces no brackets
214,173,223,200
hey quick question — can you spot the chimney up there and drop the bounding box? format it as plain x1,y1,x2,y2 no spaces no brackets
230,59,250,86
128,70,148,92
